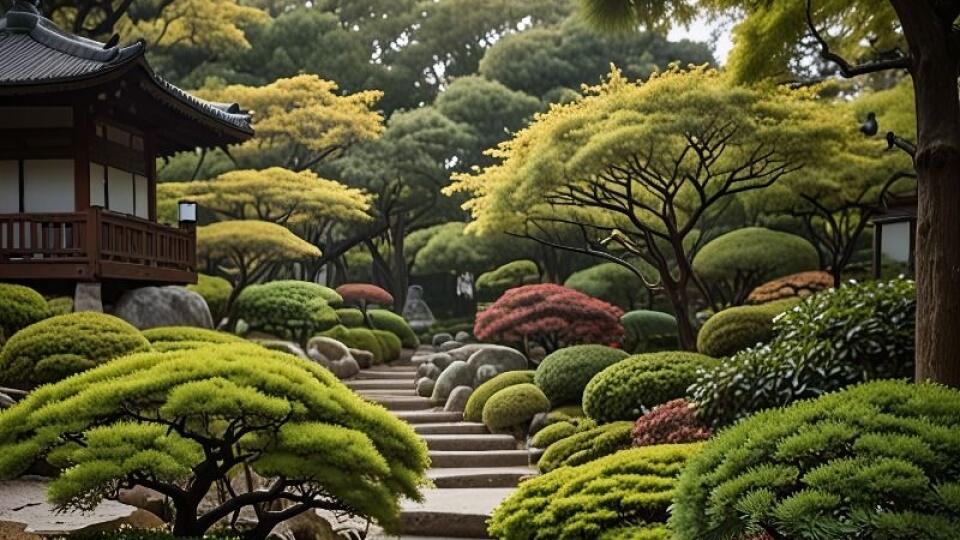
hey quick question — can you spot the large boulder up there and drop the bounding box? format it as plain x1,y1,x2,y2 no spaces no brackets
431,360,473,403
445,385,473,412
466,346,526,385
111,286,213,330
307,336,360,379
447,343,500,363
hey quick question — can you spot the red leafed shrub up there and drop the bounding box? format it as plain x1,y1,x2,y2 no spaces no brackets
746,270,833,304
474,284,623,353
631,399,712,447
336,283,394,307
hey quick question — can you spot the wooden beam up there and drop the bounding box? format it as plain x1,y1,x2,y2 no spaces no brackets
74,103,91,211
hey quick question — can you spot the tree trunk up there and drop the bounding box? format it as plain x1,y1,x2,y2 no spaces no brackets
893,1,960,386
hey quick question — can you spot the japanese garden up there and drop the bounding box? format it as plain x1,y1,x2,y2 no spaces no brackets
0,0,958,539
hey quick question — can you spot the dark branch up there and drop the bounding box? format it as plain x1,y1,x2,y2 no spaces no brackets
806,0,911,77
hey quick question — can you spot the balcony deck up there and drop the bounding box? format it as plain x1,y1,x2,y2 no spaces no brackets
0,207,196,284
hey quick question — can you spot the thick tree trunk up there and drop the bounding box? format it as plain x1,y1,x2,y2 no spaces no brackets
893,1,960,386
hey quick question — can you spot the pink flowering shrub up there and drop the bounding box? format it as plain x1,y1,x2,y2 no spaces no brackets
474,284,623,353
631,399,712,447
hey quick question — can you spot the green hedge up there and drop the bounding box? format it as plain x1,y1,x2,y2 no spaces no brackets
490,444,701,540
482,383,550,434
476,260,540,299
187,273,233,323
563,261,656,310
583,352,718,423
370,309,420,349
235,280,340,346
320,325,386,365
671,380,960,540
373,329,402,363
530,418,595,449
537,421,633,473
534,345,629,407
0,283,50,342
690,279,916,427
464,370,535,422
696,298,799,357
0,312,150,388
620,310,678,353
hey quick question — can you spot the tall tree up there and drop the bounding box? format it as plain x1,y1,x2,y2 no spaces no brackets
579,0,960,386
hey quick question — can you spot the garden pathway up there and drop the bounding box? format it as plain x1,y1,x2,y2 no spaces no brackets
347,359,537,539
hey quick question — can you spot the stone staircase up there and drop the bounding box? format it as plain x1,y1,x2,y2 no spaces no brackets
345,363,536,539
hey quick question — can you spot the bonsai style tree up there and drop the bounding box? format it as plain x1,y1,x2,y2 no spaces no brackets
235,280,342,347
474,284,623,355
335,283,394,327
0,343,429,540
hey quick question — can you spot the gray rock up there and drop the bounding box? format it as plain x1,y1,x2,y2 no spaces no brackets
0,392,15,409
439,340,463,352
74,282,103,313
430,360,473,403
432,333,454,347
112,286,212,330
528,345,548,366
307,336,359,379
447,343,499,363
455,330,472,343
416,352,454,370
350,348,374,369
255,340,307,359
474,364,499,386
416,377,436,398
417,362,437,378
466,346,527,384
528,412,550,436
444,385,473,412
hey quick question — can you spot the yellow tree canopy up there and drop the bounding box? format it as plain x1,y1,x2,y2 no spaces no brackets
198,220,321,284
117,0,268,54
160,167,372,225
197,75,385,170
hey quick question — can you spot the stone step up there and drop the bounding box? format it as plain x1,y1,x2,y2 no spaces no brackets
396,411,463,424
429,450,531,468
354,370,417,380
346,379,416,390
355,389,420,397
396,488,513,538
414,422,488,435
422,434,517,452
427,467,537,489
366,395,434,411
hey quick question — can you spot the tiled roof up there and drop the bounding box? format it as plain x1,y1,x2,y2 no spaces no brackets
0,0,252,135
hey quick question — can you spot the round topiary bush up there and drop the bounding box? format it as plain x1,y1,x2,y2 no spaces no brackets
530,417,595,449
563,261,656,310
46,297,74,316
481,383,550,434
0,312,151,388
336,283,394,308
476,260,541,300
690,279,916,427
336,308,366,327
373,329,402,363
142,326,245,351
534,345,629,407
746,270,833,304
670,380,960,540
490,443,701,540
474,284,624,354
696,298,799,358
369,309,420,349
235,280,341,346
187,273,233,323
620,310,679,353
0,283,50,342
464,370,536,422
0,342,429,538
538,420,633,472
583,352,719,423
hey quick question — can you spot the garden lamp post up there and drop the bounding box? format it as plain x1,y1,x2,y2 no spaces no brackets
178,200,198,230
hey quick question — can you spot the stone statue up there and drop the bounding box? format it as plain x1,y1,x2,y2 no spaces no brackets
402,285,435,332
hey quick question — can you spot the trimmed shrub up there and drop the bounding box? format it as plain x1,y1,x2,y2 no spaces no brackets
691,279,916,427
670,380,960,540
142,326,244,348
464,370,536,422
477,260,540,299
373,329,402,363
490,444,701,540
187,273,233,323
631,399,711,447
0,283,49,342
584,352,719,423
696,298,799,357
0,342,429,537
693,227,820,306
336,308,366,327
320,325,386,365
538,421,633,472
545,404,586,424
530,417,595,449
620,310,678,353
235,280,340,346
369,309,420,348
482,383,550,434
336,283,394,308
46,297,74,316
534,345,629,407
474,284,624,353
0,312,150,388
563,261,656,310
747,270,833,303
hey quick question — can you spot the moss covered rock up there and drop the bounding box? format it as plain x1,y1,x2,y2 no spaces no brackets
534,345,629,407
481,383,550,434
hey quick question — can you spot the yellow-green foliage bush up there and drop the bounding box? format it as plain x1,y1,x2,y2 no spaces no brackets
482,383,550,434
537,421,633,473
370,309,420,349
696,298,799,357
534,345,629,407
670,380,960,540
530,417,595,449
0,283,50,342
46,297,74,316
490,444,701,540
0,343,429,537
142,327,244,351
545,405,585,424
187,274,233,322
336,308,366,327
320,325,386,364
235,280,340,346
583,352,718,423
373,329,402,363
476,260,540,299
464,370,535,422
0,313,150,388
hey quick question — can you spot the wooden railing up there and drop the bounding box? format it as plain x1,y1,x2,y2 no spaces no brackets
0,208,195,281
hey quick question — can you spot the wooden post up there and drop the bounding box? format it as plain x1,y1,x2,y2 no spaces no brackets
85,206,101,279
73,104,91,211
